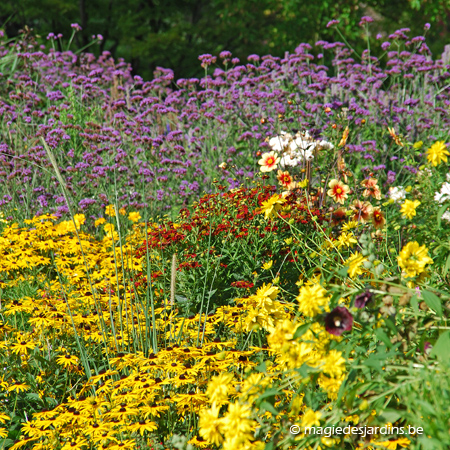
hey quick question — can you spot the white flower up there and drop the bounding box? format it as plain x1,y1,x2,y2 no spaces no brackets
304,148,314,161
268,130,331,168
268,132,291,152
388,186,406,203
318,140,334,150
434,181,450,204
442,210,450,223
279,154,301,168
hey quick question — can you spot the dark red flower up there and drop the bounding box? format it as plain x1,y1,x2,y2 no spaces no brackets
354,290,373,308
325,306,353,336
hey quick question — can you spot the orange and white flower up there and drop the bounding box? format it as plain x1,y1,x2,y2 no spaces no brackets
350,200,373,223
361,178,381,200
338,126,349,147
258,151,280,172
388,127,404,146
277,170,294,188
371,208,385,229
327,179,350,204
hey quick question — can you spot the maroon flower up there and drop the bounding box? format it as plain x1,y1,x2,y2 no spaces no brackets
325,306,353,336
354,290,373,309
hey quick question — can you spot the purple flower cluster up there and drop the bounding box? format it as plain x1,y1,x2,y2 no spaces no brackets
1,27,450,219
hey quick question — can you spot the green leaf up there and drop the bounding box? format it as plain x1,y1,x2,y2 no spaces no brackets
379,410,401,424
384,317,397,334
0,439,14,450
25,393,42,402
260,400,279,416
422,290,443,317
265,442,274,450
295,363,310,378
338,266,349,277
411,295,419,314
257,389,280,402
430,331,450,361
293,323,311,339
437,203,449,229
443,253,450,277
364,357,382,372
255,361,266,372
375,329,392,349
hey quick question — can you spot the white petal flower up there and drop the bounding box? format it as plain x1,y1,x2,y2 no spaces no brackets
388,186,406,203
303,149,314,161
442,210,450,222
435,181,450,204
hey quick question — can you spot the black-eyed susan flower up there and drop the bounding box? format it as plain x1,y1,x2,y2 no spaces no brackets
56,354,79,368
128,419,157,435
11,340,36,354
7,381,30,393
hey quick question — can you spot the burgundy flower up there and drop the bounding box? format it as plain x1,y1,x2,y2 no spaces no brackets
354,290,373,309
325,307,353,336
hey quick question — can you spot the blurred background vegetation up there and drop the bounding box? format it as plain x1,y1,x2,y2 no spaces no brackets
1,0,449,80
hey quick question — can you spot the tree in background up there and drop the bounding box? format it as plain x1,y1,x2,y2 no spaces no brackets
1,0,449,80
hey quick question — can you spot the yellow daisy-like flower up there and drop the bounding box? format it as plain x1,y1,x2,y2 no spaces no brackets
105,204,116,217
345,252,367,278
0,413,10,424
199,403,224,446
398,241,433,278
7,382,29,393
11,340,36,355
426,140,449,166
400,199,420,220
342,220,359,231
95,217,106,227
301,409,322,428
206,373,234,405
73,213,86,228
337,231,357,249
221,401,255,436
296,283,329,317
56,354,79,368
262,260,273,270
258,194,286,220
128,212,141,222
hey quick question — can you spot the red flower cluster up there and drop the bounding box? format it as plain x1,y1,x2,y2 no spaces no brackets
231,281,255,289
